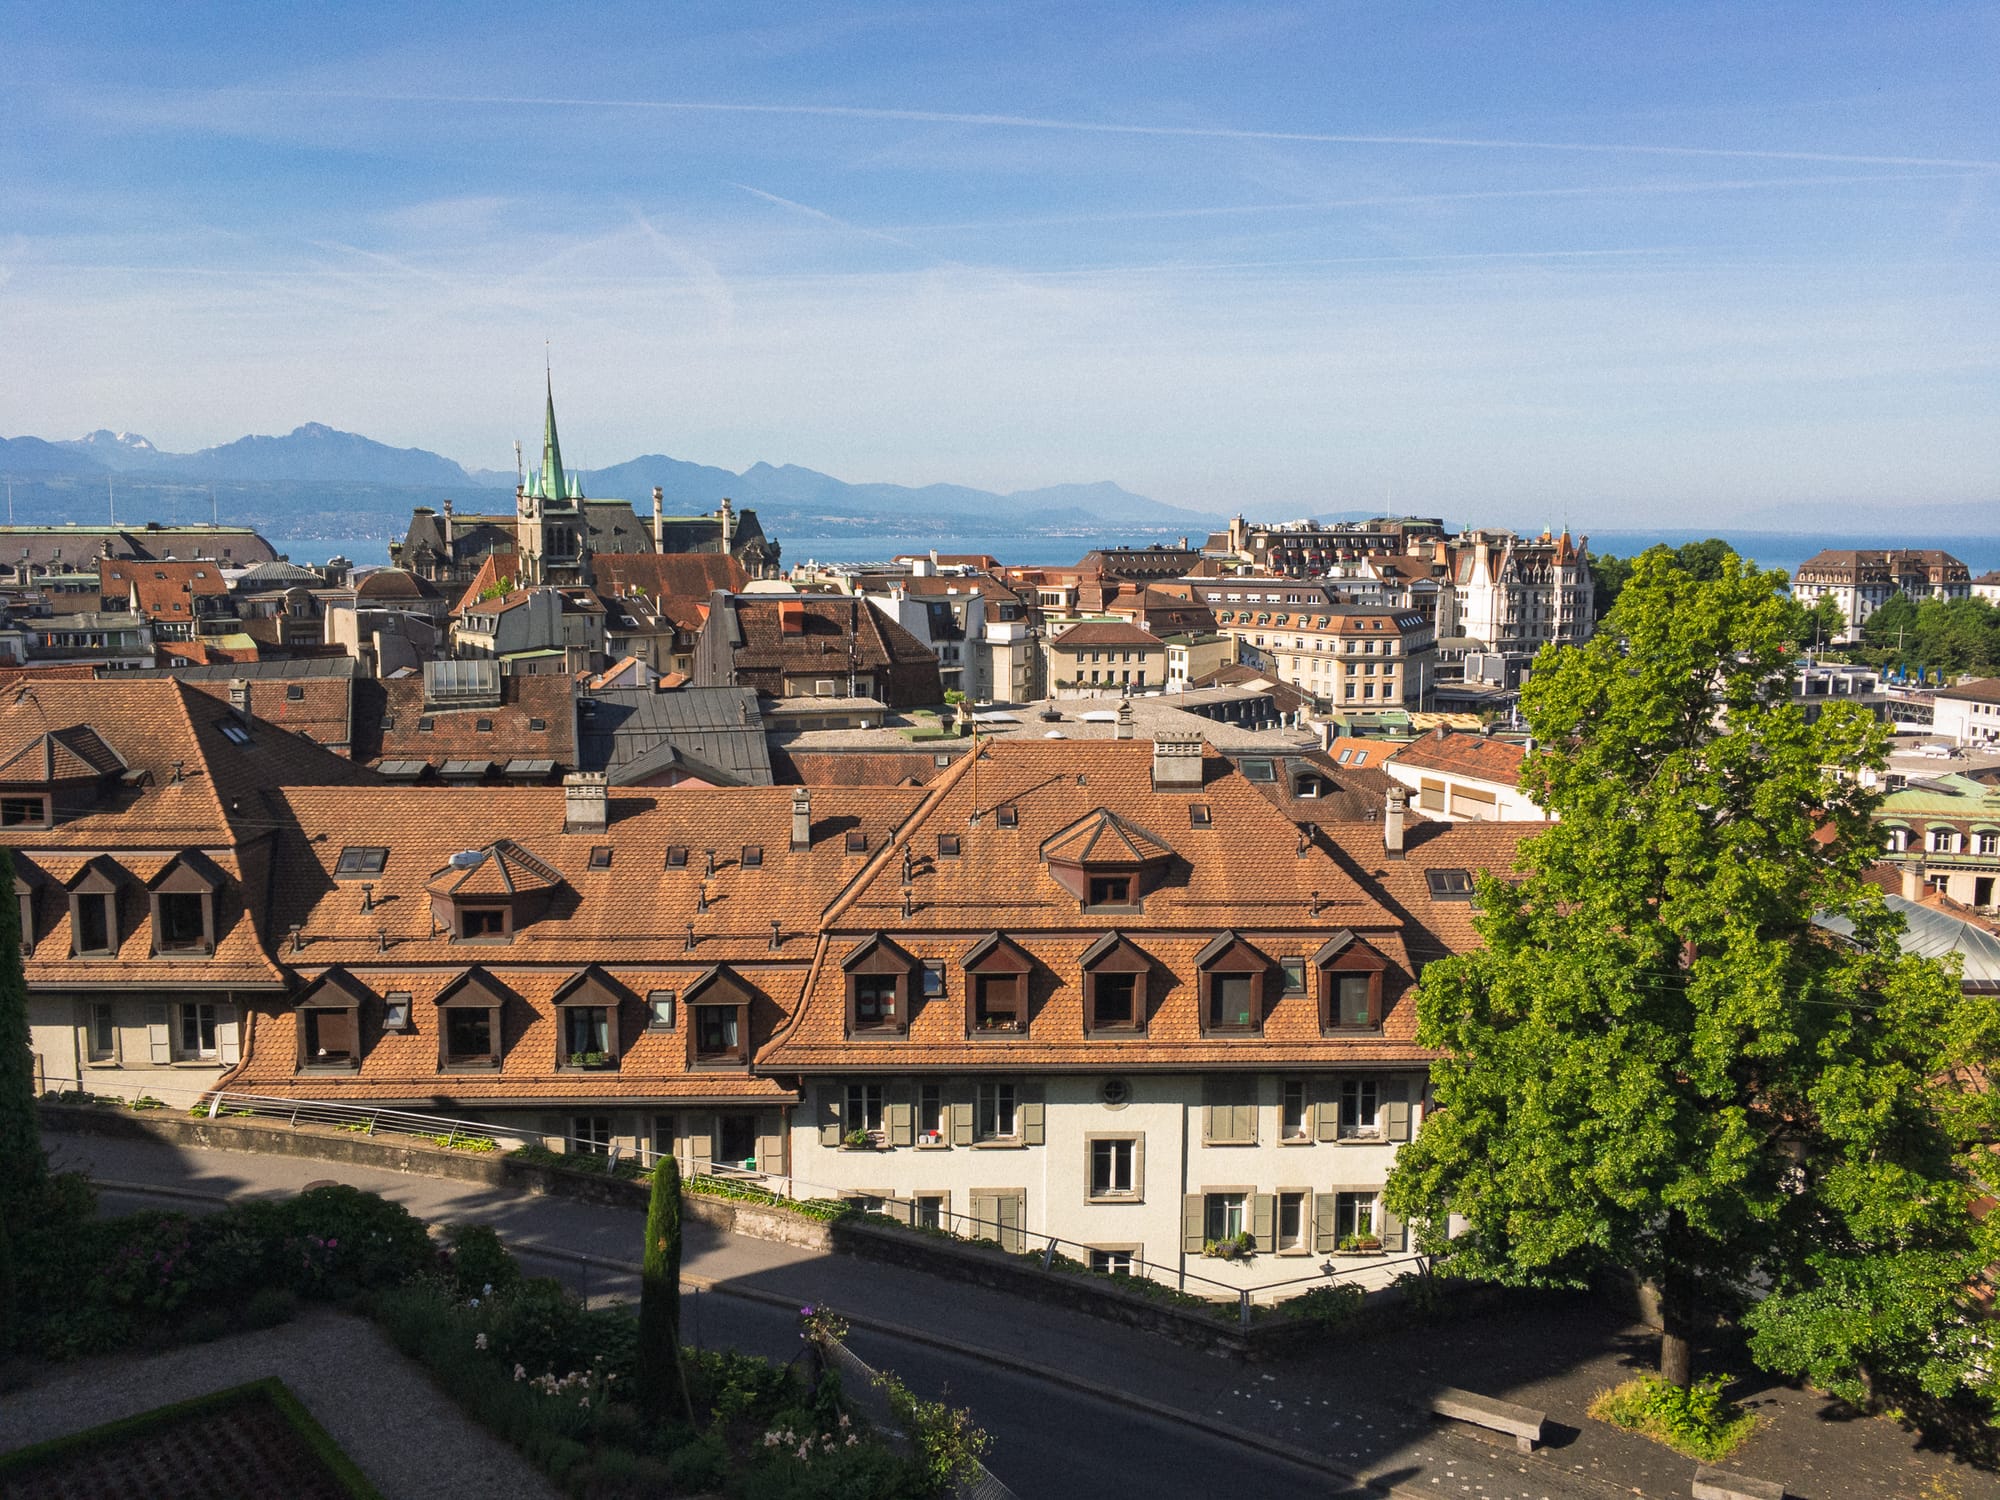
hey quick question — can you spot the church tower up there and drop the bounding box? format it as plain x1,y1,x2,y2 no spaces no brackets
517,375,584,584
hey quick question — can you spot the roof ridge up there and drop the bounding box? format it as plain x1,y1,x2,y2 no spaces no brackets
819,735,990,930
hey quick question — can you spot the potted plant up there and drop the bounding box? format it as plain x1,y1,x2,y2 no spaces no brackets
1337,1232,1383,1254
1202,1231,1258,1261
569,1050,614,1070
842,1127,875,1151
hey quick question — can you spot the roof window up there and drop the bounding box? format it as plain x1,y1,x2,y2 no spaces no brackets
528,717,547,731
286,684,305,701
996,804,1019,829
1425,868,1476,900
334,846,388,878
588,846,613,870
1189,803,1213,828
665,846,688,869
217,722,251,746
1238,758,1275,783
937,833,961,858
476,717,494,733
741,845,764,868
845,831,869,854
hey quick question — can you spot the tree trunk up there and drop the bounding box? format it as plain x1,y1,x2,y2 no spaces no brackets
1658,1274,1697,1389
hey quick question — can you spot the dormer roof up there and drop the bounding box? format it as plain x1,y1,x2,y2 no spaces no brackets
425,839,563,898
0,724,125,784
1039,807,1174,867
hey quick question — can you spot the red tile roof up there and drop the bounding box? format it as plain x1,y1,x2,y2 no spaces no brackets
1388,729,1528,784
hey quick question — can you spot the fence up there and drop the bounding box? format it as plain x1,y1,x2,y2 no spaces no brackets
43,1075,1425,1319
822,1334,1020,1500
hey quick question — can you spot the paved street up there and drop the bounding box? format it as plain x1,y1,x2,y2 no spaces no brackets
50,1129,1997,1500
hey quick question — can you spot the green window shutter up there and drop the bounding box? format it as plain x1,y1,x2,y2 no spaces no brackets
950,1099,973,1146
217,1003,240,1065
1313,1191,1338,1253
818,1084,842,1147
1251,1192,1275,1252
999,1192,1024,1253
146,1003,171,1064
1384,1076,1411,1142
1380,1202,1405,1252
1021,1089,1045,1146
969,1191,995,1241
886,1085,914,1148
1315,1087,1339,1142
1182,1194,1206,1254
1235,1100,1258,1145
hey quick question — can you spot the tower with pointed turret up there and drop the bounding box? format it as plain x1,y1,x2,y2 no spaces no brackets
517,376,589,584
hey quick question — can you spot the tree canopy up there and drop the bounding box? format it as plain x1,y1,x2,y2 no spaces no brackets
1860,591,2000,678
1386,548,2000,1414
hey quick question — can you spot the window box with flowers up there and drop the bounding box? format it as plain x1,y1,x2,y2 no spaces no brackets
842,1127,885,1151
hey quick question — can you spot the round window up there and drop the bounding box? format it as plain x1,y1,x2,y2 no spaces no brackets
1101,1077,1131,1108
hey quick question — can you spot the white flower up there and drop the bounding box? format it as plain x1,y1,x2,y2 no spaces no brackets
513,1364,526,1381
468,1298,480,1309
482,1282,493,1295
578,1396,590,1410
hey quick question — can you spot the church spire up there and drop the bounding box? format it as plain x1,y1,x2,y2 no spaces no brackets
537,372,568,502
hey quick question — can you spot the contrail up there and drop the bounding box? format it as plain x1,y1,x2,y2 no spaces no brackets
111,85,2000,172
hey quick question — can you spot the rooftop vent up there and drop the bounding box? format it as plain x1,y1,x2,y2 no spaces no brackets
448,849,487,870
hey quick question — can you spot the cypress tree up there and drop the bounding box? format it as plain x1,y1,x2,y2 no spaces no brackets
638,1152,688,1422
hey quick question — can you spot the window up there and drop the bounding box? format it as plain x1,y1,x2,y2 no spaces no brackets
915,1194,947,1230
665,846,688,868
918,1083,946,1144
335,846,388,878
177,1002,220,1060
1239,758,1275,782
1281,1080,1310,1141
1277,1191,1308,1252
1090,970,1138,1030
572,1116,612,1156
937,834,960,859
1334,1191,1376,1244
1279,958,1306,995
1086,875,1133,908
383,993,412,1031
74,892,114,955
1208,973,1255,1031
1979,833,2000,856
1334,975,1373,1029
301,1007,359,1066
996,804,1018,829
694,1004,743,1061
87,1002,116,1062
0,795,47,827
1089,1248,1134,1276
460,907,507,940
286,683,306,701
740,845,763,868
845,831,869,854
975,1080,1018,1140
1339,1077,1381,1138
1188,802,1212,827
444,1009,495,1066
1425,868,1475,899
921,960,945,999
475,718,494,733
853,973,900,1029
1204,1192,1247,1243
844,1082,885,1135
218,721,251,745
647,990,676,1029
1930,827,1958,853
972,972,1024,1033
563,1006,611,1062
588,846,613,870
1088,1136,1137,1199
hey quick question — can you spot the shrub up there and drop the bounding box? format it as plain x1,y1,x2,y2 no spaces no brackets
1281,1283,1365,1329
281,1184,434,1293
1589,1374,1757,1461
242,1286,299,1330
664,1431,729,1492
874,1368,992,1495
444,1223,521,1299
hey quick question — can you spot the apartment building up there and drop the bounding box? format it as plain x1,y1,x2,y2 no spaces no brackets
1452,530,1593,661
1200,589,1435,709
1790,549,1971,645
1383,729,1544,822
1046,621,1165,693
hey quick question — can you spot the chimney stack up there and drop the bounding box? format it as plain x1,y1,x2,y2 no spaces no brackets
1901,863,1922,902
1115,696,1134,740
562,771,608,834
651,487,664,552
1384,785,1407,860
227,678,251,723
1151,732,1205,793
791,787,812,849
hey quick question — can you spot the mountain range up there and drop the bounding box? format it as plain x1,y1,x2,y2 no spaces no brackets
0,424,1222,538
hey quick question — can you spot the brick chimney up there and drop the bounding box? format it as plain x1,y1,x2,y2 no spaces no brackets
1384,784,1407,860
791,787,812,849
563,772,608,834
1152,732,1205,793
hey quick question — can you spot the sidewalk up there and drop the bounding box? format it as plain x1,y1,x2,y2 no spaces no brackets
48,1130,1998,1500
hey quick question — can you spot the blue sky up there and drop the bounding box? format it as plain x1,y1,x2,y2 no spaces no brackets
3,2,1995,524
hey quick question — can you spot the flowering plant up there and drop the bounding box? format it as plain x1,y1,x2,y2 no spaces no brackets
797,1304,849,1347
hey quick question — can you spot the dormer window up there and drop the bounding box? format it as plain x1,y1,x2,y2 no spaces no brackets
1080,931,1149,1034
0,795,49,828
1196,931,1270,1036
1087,875,1132,908
66,857,123,958
438,968,507,1070
555,967,624,1069
294,968,370,1071
963,932,1031,1037
427,840,561,943
1313,930,1390,1032
1041,808,1172,909
842,933,916,1036
459,907,509,940
685,964,755,1066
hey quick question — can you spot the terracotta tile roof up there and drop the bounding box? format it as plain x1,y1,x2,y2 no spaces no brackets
592,552,748,603
713,595,943,708
355,674,577,770
1325,736,1400,771
1250,748,1402,823
451,555,521,615
100,558,229,620
1319,818,1544,965
1389,729,1528,784
1050,621,1162,650
184,677,354,755
770,750,958,788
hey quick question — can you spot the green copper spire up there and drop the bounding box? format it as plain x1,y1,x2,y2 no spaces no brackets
537,373,567,502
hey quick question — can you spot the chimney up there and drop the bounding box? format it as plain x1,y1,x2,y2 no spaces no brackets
1901,863,1922,901
651,487,665,552
562,771,608,834
227,678,251,723
791,787,812,849
1384,785,1407,860
1152,732,1205,793
1115,696,1134,740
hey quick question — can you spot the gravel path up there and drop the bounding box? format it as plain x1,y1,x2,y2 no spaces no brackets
0,1309,561,1500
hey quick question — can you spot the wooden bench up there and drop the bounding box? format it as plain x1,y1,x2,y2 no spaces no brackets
1428,1387,1547,1453
1692,1467,1786,1500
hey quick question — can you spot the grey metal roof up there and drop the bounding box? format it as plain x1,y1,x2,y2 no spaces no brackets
576,686,773,787
1817,893,2000,982
118,656,360,681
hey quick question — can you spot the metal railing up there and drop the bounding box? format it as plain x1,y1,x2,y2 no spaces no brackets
41,1076,1423,1321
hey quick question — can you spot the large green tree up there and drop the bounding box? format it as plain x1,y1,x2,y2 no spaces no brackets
1386,549,2000,1406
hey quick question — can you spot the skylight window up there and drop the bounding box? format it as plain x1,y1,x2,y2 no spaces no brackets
217,722,251,745
334,846,388,878
588,846,613,870
665,846,688,869
1425,868,1476,900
